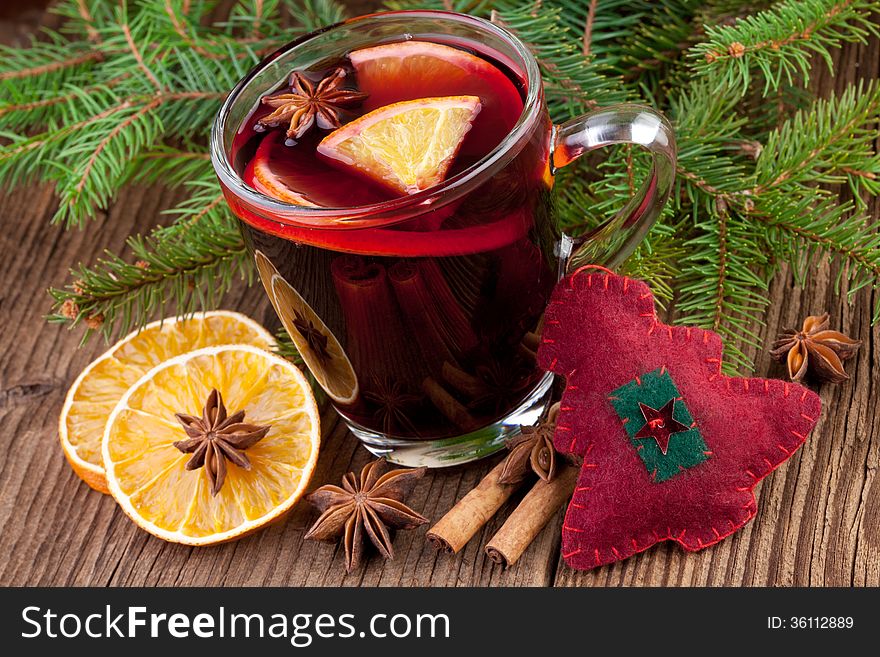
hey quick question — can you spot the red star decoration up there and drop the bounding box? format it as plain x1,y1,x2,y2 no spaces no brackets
538,267,821,571
633,400,688,455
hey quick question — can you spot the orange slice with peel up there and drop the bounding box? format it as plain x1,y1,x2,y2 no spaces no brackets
349,40,523,155
103,344,320,545
317,95,481,195
59,311,274,493
254,250,359,405
246,137,316,206
247,132,390,207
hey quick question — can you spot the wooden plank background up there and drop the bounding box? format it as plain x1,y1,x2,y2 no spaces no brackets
0,2,877,587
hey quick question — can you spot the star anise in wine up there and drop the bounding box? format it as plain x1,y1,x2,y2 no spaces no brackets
771,313,861,384
364,376,421,436
304,459,428,572
256,67,368,140
468,358,534,416
498,419,559,484
293,309,330,362
173,389,271,496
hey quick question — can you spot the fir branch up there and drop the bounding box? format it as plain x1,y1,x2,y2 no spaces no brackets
49,90,224,227
581,0,598,57
52,0,114,41
163,0,214,56
758,191,880,320
611,0,705,89
0,74,130,131
160,0,268,59
668,79,754,207
619,225,685,306
223,0,348,39
0,98,132,187
71,0,101,42
294,0,350,31
0,47,103,82
690,0,880,95
158,182,228,239
49,207,250,341
63,99,160,209
754,80,880,195
252,0,266,37
711,199,732,332
10,0,360,338
123,144,213,187
676,203,772,370
550,0,650,73
122,22,163,90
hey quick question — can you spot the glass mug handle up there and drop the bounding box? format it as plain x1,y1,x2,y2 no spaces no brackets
551,104,677,273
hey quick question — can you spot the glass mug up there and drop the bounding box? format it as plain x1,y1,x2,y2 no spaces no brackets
210,10,676,467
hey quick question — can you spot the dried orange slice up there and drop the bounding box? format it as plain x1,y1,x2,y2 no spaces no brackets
59,311,274,493
317,95,481,195
103,345,320,545
254,250,359,405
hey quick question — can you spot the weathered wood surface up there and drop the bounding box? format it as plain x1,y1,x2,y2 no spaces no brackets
0,5,877,587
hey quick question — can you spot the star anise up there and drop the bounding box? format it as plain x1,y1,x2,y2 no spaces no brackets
173,389,271,496
304,459,428,572
256,67,368,140
468,357,534,416
364,376,421,436
292,309,330,362
498,408,560,484
771,313,861,384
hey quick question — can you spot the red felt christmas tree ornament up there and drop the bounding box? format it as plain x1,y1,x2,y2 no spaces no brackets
537,266,822,571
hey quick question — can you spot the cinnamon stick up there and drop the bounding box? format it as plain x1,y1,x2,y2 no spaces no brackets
426,460,522,553
413,259,479,353
485,462,578,568
521,330,540,352
422,376,480,432
388,261,458,373
331,256,421,386
517,340,537,364
441,361,490,398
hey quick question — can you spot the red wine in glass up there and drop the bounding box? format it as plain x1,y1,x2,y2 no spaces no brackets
229,38,560,441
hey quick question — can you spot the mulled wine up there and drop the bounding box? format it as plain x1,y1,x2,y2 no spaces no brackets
227,37,560,442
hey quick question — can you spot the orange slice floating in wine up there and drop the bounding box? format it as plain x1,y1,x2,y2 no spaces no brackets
317,95,481,195
247,132,390,207
349,40,523,155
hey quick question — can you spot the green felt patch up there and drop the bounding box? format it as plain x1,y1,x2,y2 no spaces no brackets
608,368,709,482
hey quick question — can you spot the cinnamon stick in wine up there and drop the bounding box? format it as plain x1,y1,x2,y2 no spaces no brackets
331,255,421,386
485,462,578,568
422,377,480,432
388,261,458,373
426,459,523,553
441,361,490,398
521,330,540,353
415,259,479,353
